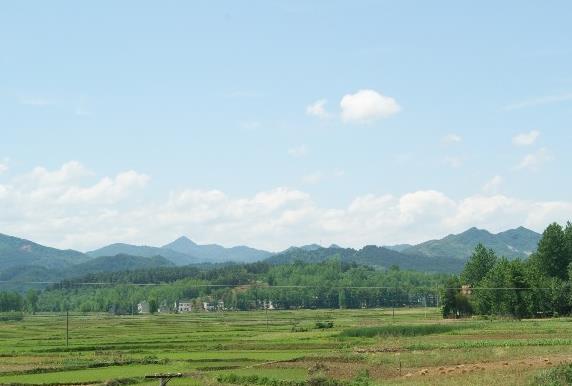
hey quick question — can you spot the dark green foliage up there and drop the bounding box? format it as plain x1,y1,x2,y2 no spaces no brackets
339,324,468,338
460,244,497,286
35,259,449,313
0,291,23,312
531,223,570,280
441,277,472,318
457,221,572,319
315,321,334,329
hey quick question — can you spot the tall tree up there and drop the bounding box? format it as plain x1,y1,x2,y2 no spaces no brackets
460,244,497,286
565,222,572,265
532,223,568,280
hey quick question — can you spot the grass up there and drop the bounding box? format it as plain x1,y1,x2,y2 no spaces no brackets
339,323,471,338
0,309,571,385
534,363,572,385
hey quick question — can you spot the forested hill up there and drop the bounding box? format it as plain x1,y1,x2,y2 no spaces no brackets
265,245,465,273
401,226,541,260
0,233,89,270
0,254,175,288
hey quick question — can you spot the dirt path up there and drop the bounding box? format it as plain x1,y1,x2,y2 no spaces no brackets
399,354,572,381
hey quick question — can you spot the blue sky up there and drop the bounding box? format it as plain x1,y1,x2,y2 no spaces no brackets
0,1,571,251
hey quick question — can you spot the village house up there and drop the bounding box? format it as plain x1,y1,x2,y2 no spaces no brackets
137,300,150,314
176,300,193,313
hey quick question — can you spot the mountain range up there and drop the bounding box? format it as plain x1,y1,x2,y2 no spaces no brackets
0,226,543,286
87,236,272,265
394,226,540,260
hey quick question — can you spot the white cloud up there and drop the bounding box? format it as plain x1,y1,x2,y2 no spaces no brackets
1,162,572,251
504,93,572,110
442,134,462,145
513,130,540,146
517,147,553,171
482,175,503,194
340,89,400,123
306,99,329,119
288,145,308,158
0,163,7,174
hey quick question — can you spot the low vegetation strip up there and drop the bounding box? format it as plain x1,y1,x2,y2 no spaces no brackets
406,338,572,351
534,363,572,385
339,323,471,338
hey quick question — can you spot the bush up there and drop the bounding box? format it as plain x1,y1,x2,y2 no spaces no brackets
339,323,469,338
315,321,334,329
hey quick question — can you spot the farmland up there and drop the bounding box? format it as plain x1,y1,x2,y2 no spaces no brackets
1,308,572,385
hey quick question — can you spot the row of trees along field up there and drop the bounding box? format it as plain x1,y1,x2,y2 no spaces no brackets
444,221,572,318
1,260,449,313
2,221,570,317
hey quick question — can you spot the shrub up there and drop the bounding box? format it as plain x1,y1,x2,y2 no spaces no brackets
339,323,470,338
315,321,334,329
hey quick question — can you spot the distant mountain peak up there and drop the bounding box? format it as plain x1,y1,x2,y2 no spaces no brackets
169,236,198,246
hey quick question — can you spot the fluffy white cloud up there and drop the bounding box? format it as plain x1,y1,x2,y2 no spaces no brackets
288,145,308,158
306,99,329,119
340,89,400,123
1,162,571,252
513,130,540,146
0,163,7,174
517,147,553,171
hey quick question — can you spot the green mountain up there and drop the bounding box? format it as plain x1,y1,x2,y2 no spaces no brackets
87,243,199,265
266,245,464,273
402,226,541,260
0,233,90,271
162,236,273,263
0,254,175,290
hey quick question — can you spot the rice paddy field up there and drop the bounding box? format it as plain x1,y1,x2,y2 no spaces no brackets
1,308,572,385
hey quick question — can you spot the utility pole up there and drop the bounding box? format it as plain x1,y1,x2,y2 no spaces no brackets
392,287,396,320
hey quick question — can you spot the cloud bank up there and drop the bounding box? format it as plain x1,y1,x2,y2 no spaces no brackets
0,162,570,252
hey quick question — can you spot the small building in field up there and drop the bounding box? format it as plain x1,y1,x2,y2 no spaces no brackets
203,301,215,312
137,301,150,314
158,302,172,313
176,300,193,313
262,300,275,310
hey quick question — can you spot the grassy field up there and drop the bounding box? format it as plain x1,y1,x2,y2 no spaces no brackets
1,308,572,385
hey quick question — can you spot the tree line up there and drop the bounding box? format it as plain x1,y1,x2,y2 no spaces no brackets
2,260,450,314
443,221,572,318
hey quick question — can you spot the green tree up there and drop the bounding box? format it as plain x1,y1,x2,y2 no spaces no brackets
532,223,569,280
460,244,497,286
148,299,158,314
442,277,461,318
25,289,39,314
